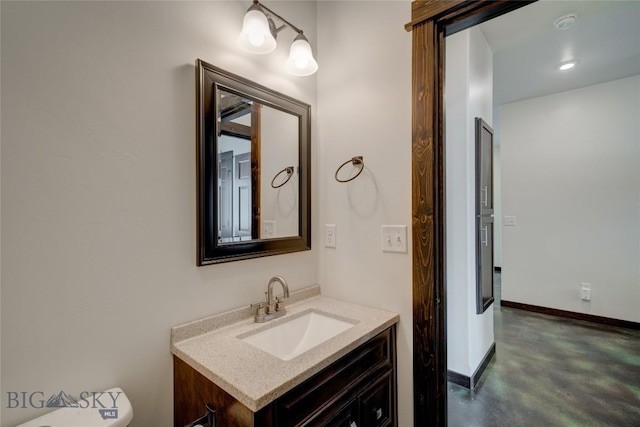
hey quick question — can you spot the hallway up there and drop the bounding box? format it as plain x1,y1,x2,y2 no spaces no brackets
447,273,640,426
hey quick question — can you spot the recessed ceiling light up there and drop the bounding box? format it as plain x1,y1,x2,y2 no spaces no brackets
556,60,579,71
554,13,578,30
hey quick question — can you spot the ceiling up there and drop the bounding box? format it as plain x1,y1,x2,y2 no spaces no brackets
478,0,640,106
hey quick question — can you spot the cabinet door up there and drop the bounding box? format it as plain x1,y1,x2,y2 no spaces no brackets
476,216,495,313
476,118,494,216
359,372,393,427
275,329,393,427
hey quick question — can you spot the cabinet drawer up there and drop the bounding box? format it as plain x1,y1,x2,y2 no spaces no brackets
359,371,393,427
276,328,393,427
321,400,358,427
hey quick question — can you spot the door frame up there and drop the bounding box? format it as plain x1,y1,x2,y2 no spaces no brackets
405,1,536,425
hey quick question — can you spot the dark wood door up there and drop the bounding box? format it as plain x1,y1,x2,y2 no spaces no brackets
406,2,535,425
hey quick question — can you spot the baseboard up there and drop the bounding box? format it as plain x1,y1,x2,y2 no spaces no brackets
447,342,496,390
447,370,471,389
500,300,640,331
494,266,502,272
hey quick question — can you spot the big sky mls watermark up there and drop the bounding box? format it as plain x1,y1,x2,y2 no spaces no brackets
6,390,122,420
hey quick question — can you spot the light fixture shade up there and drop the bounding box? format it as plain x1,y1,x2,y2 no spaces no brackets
237,4,277,54
284,34,318,76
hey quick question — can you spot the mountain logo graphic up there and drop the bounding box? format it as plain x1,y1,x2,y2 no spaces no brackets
45,391,80,408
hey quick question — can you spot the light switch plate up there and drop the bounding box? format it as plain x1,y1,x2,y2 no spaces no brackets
382,225,408,253
504,216,517,226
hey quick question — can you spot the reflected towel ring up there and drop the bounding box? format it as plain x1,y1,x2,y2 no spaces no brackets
271,166,294,188
335,156,364,183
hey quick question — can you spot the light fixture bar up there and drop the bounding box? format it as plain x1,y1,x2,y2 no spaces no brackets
254,0,303,35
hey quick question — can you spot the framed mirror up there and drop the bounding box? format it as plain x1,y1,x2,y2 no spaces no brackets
196,59,311,265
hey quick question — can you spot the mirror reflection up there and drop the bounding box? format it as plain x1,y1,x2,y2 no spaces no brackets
217,90,299,243
196,59,310,265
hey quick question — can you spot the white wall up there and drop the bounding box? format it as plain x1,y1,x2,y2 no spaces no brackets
493,145,503,268
0,2,317,426
492,109,503,268
260,107,299,238
316,1,413,425
445,27,495,378
218,135,251,156
0,4,3,424
501,75,640,322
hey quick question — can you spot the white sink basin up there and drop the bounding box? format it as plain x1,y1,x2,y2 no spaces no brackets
240,311,355,361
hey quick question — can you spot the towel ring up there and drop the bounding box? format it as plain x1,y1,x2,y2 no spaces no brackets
271,166,294,188
335,156,364,183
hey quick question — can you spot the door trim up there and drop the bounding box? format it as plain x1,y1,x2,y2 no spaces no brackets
405,1,536,425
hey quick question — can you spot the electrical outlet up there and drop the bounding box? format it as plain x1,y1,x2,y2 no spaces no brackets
382,225,408,253
325,224,337,248
581,283,591,301
263,220,276,238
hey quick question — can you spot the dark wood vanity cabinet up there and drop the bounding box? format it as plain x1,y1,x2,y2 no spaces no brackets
174,326,397,427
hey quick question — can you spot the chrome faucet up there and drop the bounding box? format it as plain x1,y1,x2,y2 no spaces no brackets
267,276,289,312
251,276,290,323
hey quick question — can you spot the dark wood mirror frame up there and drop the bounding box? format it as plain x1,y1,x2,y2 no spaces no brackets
405,1,536,425
475,117,495,315
196,59,311,265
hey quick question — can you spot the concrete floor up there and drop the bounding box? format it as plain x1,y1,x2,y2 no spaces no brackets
447,273,640,427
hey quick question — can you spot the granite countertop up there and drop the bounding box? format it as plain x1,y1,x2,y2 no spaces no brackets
170,285,399,412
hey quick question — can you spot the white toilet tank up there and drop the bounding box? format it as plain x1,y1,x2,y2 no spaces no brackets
15,387,133,427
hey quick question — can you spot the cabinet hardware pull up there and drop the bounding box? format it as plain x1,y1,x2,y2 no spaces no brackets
185,403,216,427
375,407,383,420
481,226,488,247
481,185,488,206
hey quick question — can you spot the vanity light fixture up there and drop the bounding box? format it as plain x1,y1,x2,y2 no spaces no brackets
237,0,318,76
556,60,579,71
236,2,277,54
